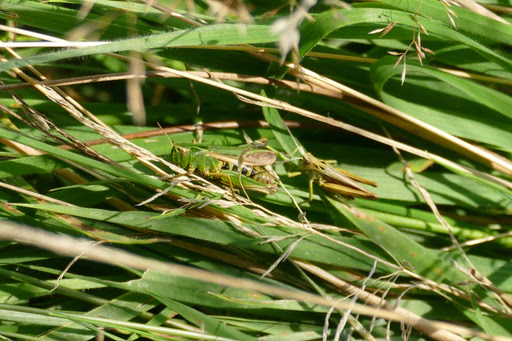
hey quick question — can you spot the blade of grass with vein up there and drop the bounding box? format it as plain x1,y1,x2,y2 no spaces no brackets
47,312,237,341
0,266,115,306
433,46,512,80
0,154,69,178
371,56,512,150
0,306,69,328
0,24,277,73
46,286,328,340
356,205,512,247
373,56,512,121
323,196,467,283
0,263,158,339
139,294,257,341
138,271,321,312
428,154,512,200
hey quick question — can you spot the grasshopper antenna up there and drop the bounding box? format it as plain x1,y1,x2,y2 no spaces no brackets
158,122,176,150
283,122,307,159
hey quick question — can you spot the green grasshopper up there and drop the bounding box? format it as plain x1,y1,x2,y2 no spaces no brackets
169,142,278,194
298,151,377,201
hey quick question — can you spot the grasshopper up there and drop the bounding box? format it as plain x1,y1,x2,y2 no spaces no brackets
169,142,278,194
262,105,376,201
298,152,377,201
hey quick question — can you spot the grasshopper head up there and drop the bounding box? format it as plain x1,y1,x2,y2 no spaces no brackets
298,152,313,168
169,144,190,169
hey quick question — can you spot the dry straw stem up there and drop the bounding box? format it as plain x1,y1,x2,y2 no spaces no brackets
481,2,512,14
2,221,511,341
3,40,504,88
0,181,72,207
0,70,343,99
444,229,512,249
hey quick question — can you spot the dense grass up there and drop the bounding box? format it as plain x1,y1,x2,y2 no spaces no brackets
0,0,511,340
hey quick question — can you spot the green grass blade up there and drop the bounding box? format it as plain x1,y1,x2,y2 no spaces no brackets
0,24,277,72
